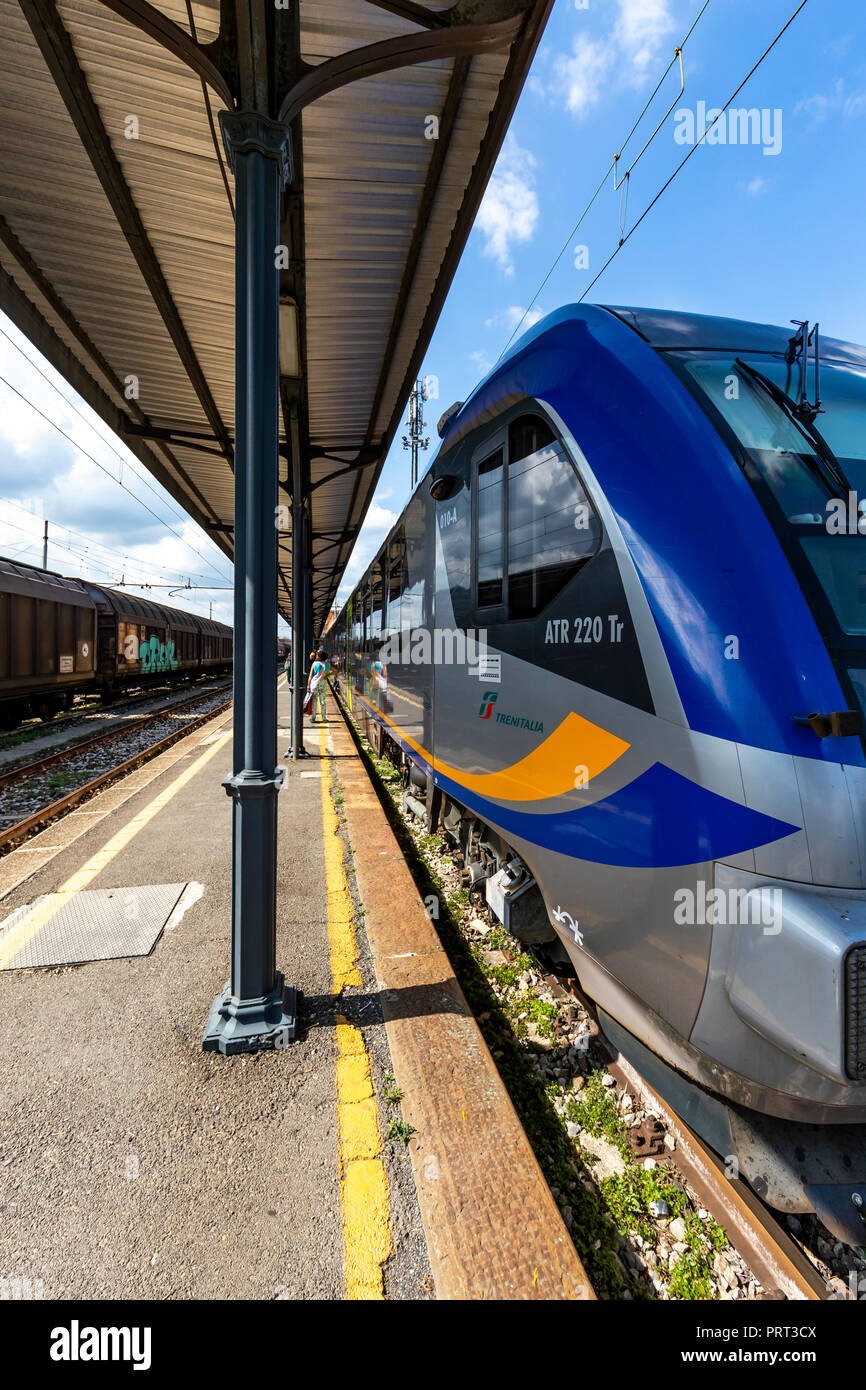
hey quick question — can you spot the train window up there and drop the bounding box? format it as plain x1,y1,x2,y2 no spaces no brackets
507,417,601,619
359,582,370,655
476,448,505,607
369,563,383,647
387,531,405,632
510,415,555,461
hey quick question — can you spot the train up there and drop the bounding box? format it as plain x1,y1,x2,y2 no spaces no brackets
0,556,232,728
326,303,866,1246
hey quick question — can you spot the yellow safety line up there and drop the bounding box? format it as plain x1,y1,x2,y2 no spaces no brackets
0,729,232,971
318,714,392,1300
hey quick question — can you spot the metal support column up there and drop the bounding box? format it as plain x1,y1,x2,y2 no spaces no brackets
289,446,308,759
203,111,297,1053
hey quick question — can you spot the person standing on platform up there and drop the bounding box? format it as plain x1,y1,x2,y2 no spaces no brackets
306,647,329,723
315,646,330,723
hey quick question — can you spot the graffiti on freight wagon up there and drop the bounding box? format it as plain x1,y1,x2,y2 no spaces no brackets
122,633,179,672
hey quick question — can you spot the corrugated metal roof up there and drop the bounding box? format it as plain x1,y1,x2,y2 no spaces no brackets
0,0,551,630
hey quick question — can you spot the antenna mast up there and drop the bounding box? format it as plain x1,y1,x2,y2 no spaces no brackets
402,378,430,490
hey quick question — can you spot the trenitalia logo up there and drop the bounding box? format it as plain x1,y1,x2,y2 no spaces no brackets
478,692,497,720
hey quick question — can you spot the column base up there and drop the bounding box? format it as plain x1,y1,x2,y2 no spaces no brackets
202,973,298,1054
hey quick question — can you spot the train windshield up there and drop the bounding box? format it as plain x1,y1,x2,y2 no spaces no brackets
667,349,866,715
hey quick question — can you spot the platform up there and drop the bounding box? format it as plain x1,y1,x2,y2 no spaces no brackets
0,679,591,1300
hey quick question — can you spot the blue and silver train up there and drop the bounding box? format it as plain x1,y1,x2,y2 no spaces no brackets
327,304,866,1245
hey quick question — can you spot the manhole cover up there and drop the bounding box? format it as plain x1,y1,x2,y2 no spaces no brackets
0,883,187,970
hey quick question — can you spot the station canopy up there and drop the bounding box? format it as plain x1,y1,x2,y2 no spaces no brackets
0,0,551,633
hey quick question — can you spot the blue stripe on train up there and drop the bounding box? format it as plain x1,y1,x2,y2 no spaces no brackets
433,760,799,869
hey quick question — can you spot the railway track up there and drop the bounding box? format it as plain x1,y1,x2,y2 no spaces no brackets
517,950,831,1301
0,676,231,757
0,683,232,854
601,1043,827,1301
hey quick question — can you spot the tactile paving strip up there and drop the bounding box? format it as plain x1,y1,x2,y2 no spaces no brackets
0,883,187,970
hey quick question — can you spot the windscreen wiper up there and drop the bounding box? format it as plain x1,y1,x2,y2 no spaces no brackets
734,357,853,500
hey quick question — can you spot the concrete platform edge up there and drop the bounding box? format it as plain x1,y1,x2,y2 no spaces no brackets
327,691,594,1302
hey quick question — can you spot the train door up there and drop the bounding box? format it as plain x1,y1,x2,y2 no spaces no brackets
431,435,476,780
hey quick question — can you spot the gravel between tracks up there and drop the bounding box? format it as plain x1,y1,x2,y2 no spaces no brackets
0,690,230,829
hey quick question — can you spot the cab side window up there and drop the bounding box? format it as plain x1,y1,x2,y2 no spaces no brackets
507,415,601,619
476,448,505,607
472,412,600,619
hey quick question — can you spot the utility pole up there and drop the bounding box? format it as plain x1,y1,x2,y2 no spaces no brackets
402,378,430,491
42,519,48,570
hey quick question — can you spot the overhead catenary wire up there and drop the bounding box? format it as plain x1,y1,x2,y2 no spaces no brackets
0,514,229,618
0,511,207,597
497,0,714,362
0,323,196,531
577,0,810,303
0,371,232,585
0,496,228,586
0,512,159,589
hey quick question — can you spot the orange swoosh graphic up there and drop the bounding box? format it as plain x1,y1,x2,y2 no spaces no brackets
352,689,629,802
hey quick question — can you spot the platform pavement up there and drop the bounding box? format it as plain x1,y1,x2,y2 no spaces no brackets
0,679,428,1300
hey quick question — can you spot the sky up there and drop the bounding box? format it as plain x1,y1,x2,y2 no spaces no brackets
0,0,863,632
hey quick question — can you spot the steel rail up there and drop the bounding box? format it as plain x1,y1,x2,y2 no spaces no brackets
0,683,232,792
0,695,232,853
557,983,828,1301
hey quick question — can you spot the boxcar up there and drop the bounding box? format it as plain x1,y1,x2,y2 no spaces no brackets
0,557,97,726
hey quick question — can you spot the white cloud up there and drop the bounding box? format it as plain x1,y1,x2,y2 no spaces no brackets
553,35,613,118
470,348,493,377
335,501,399,604
794,78,866,130
476,134,539,276
485,304,545,332
0,314,234,625
617,0,675,75
547,0,676,120
743,176,767,197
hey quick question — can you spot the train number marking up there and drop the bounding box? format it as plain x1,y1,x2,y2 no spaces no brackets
438,507,458,530
553,905,583,946
544,614,624,644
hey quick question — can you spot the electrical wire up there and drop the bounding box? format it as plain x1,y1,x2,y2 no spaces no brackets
496,0,714,362
0,496,226,585
0,371,232,584
0,512,156,587
577,0,810,303
0,323,193,530
0,513,228,618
